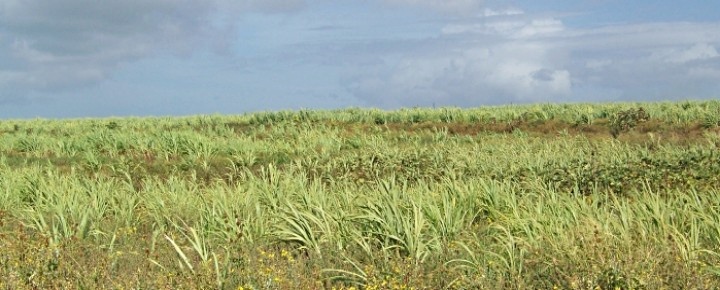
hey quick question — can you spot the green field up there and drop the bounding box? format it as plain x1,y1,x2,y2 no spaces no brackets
1,101,720,289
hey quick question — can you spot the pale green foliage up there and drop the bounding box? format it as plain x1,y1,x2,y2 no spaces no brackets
0,100,719,288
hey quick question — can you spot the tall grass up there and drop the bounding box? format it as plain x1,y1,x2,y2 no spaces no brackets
0,100,719,289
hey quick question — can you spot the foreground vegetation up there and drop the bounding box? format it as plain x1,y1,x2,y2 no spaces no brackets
1,100,720,289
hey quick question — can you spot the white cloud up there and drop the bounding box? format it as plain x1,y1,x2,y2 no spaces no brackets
487,63,571,98
347,9,574,107
483,20,526,35
482,7,523,17
585,59,612,70
346,9,720,107
347,40,573,107
441,23,485,34
563,24,720,100
441,11,564,38
662,43,719,63
513,18,564,38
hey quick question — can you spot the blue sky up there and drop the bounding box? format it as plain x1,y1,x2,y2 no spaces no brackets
1,0,719,118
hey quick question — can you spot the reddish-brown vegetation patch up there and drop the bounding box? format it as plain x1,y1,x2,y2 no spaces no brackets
352,118,717,147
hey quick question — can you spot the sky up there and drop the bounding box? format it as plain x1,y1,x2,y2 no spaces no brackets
1,0,719,118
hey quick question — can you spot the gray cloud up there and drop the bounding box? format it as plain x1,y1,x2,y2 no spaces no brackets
380,0,484,16
0,0,303,97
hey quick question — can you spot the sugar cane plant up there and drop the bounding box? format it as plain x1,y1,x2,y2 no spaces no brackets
0,100,719,289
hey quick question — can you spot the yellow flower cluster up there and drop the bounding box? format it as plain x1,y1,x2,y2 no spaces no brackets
281,248,295,262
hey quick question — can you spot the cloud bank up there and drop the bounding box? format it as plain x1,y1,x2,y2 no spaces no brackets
1,1,718,114
344,9,720,107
